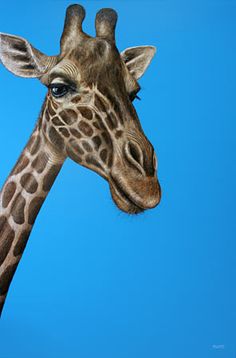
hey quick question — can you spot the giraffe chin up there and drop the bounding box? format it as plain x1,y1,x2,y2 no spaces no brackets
109,181,144,214
108,170,161,215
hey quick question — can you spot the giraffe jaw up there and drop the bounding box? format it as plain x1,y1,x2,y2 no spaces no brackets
109,179,144,214
109,171,161,215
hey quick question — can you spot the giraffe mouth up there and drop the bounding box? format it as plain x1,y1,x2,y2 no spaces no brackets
109,177,144,214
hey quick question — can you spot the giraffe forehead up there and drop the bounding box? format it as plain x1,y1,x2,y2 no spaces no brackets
70,37,116,63
43,39,138,94
64,40,122,79
48,60,80,83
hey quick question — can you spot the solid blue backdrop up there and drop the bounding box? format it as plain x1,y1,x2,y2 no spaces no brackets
0,1,235,357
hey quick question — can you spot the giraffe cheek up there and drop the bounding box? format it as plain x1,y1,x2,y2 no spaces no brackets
66,138,84,164
48,127,65,152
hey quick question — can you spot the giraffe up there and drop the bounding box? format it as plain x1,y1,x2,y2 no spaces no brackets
0,4,161,315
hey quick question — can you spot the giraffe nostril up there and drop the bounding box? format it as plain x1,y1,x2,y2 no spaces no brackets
125,141,145,175
129,142,141,164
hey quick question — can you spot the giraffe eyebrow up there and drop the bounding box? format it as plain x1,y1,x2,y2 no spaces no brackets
48,72,77,87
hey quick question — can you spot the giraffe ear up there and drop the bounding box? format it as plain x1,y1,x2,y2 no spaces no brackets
121,46,156,80
0,33,56,78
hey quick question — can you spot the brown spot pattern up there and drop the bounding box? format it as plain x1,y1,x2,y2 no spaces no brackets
71,95,81,103
92,136,102,150
11,193,26,225
110,112,118,127
78,121,93,137
49,127,64,151
2,182,16,208
42,165,61,192
94,94,106,112
59,127,70,138
102,132,111,145
78,107,93,120
70,141,84,155
0,216,7,233
108,154,113,168
85,155,103,170
48,100,56,116
93,122,100,130
105,113,117,130
11,155,29,175
95,115,106,130
32,152,48,173
43,122,47,133
0,263,18,295
60,109,77,125
70,128,81,139
106,93,123,124
13,230,30,257
82,141,92,152
0,224,15,266
20,173,38,194
28,197,44,225
0,295,5,314
45,110,50,122
67,147,82,163
29,136,41,155
100,149,108,163
115,130,123,139
52,116,64,126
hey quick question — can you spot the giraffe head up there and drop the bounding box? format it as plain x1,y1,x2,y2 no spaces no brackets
0,4,161,214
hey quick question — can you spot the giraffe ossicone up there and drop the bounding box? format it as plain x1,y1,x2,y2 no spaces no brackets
0,4,161,315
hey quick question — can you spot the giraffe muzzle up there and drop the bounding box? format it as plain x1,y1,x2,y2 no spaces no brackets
109,151,161,214
109,174,161,214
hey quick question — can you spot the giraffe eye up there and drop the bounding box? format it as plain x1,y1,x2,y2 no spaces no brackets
49,83,70,98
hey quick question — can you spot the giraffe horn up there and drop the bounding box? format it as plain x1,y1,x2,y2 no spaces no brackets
60,4,86,53
95,8,118,42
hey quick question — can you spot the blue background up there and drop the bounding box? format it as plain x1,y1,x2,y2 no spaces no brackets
0,1,235,357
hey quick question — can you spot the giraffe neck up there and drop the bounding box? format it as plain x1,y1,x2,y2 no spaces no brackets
0,125,64,315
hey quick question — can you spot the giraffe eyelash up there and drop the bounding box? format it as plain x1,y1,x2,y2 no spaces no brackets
48,82,76,91
48,83,77,98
